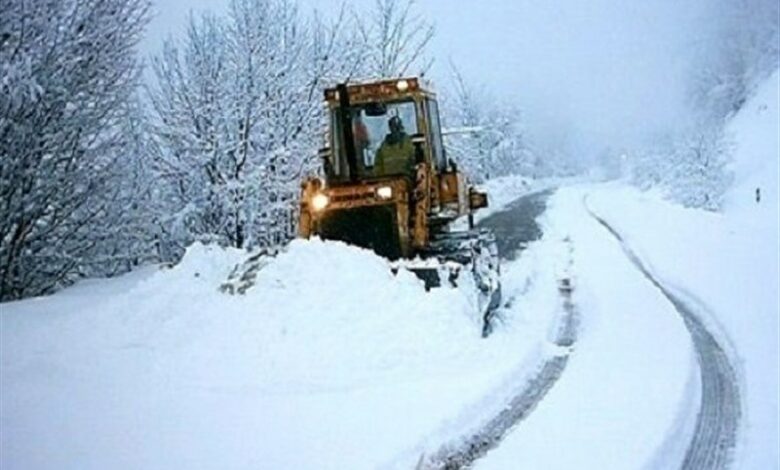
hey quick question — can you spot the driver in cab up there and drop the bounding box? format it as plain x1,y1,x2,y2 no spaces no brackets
375,116,414,176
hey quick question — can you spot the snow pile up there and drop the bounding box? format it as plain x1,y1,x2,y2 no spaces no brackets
478,174,533,213
68,239,495,408
2,235,561,469
228,238,483,389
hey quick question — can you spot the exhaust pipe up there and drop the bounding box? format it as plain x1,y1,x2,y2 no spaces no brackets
336,83,359,182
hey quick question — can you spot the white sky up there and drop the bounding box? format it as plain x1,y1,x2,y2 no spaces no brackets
142,0,708,158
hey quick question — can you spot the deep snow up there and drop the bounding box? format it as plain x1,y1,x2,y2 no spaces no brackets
2,230,565,469
2,72,776,470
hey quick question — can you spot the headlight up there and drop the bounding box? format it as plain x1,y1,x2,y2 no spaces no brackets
376,186,393,199
396,79,409,92
311,193,329,211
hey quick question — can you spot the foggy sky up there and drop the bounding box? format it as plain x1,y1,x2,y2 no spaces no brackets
143,0,709,158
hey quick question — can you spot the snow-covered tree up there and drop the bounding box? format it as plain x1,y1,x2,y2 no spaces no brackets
629,125,733,210
687,0,779,122
85,94,164,275
440,66,534,181
0,0,150,300
665,127,733,210
149,0,364,253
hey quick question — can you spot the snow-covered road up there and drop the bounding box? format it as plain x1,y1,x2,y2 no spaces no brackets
476,187,701,469
422,189,580,469
587,205,741,470
1,182,771,469
423,182,744,470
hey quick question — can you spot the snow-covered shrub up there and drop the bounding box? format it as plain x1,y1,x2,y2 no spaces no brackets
630,126,733,211
148,1,356,251
664,127,734,210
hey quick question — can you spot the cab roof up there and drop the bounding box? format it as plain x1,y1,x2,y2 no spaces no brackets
323,77,436,105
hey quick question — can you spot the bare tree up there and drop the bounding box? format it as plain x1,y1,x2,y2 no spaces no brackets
357,0,435,78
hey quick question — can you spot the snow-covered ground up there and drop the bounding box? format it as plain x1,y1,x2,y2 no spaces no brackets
2,73,776,470
2,231,569,469
584,71,779,469
476,71,779,468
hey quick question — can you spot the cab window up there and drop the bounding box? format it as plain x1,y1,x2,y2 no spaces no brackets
330,100,419,180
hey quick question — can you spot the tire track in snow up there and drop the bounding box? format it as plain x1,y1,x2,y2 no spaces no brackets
420,190,578,469
421,290,578,470
587,206,741,470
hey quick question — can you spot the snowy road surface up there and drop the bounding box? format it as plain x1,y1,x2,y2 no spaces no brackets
476,187,701,469
426,182,743,469
422,189,580,469
588,207,741,470
478,189,551,260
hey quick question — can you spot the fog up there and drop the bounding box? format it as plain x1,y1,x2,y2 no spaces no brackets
425,1,705,151
143,0,710,160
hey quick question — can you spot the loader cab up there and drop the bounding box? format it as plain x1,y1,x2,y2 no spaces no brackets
322,78,447,184
299,78,469,261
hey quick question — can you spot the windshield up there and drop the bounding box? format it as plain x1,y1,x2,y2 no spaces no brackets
330,100,419,180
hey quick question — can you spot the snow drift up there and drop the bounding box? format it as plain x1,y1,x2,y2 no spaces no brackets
2,233,562,469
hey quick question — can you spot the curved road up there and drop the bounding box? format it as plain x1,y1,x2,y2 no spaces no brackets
423,189,579,469
588,207,741,470
423,190,741,470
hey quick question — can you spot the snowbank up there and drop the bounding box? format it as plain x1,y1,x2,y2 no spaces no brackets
2,234,561,469
478,175,534,215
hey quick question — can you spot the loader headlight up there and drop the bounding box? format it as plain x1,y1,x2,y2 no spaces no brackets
311,193,329,212
376,186,393,199
396,79,409,92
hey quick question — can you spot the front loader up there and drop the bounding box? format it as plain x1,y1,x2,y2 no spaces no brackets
298,78,501,328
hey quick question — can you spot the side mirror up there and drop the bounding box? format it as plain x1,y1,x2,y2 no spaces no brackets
318,147,333,176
